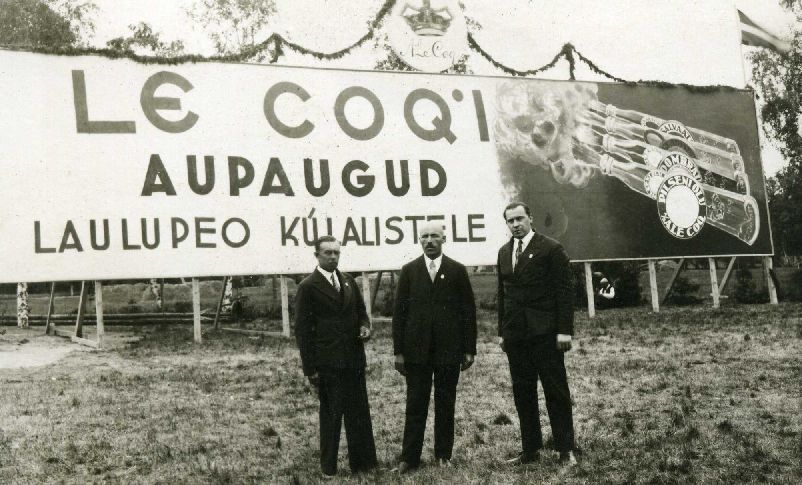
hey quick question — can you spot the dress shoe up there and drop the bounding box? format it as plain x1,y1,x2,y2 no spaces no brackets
319,471,336,480
436,458,452,467
391,461,415,474
505,451,539,465
559,450,578,466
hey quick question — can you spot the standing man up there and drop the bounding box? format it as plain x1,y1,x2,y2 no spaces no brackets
392,221,477,472
497,202,578,466
295,236,377,478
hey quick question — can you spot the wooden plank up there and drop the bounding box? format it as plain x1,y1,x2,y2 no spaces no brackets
192,277,202,343
361,272,372,325
661,258,686,304
648,260,659,313
70,335,99,349
370,270,383,309
94,281,104,349
53,328,74,338
584,262,595,318
220,327,285,338
708,258,720,309
213,276,229,330
44,282,56,335
74,281,88,338
764,257,779,305
718,257,737,294
280,275,290,338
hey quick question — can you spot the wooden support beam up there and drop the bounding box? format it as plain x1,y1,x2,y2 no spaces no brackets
280,275,290,338
648,260,659,313
361,272,373,326
70,335,99,349
220,327,285,338
44,282,56,335
584,262,595,318
661,258,686,304
192,277,202,343
74,281,88,338
213,276,229,331
94,281,104,349
708,258,720,309
370,270,383,309
763,257,779,305
53,328,74,338
718,257,737,295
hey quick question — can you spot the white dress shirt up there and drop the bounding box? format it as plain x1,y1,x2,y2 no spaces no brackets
512,230,535,269
316,266,340,290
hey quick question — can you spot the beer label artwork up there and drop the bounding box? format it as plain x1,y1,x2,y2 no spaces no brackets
0,50,772,282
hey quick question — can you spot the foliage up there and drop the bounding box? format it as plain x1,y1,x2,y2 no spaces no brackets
666,275,701,306
733,261,769,304
0,0,77,48
189,0,277,59
106,22,185,57
749,1,802,258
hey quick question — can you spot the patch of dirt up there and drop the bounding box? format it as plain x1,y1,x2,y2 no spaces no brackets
0,327,88,369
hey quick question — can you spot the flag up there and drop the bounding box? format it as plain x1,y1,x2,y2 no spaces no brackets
739,10,791,54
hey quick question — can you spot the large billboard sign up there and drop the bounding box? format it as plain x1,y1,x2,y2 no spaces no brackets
0,50,772,282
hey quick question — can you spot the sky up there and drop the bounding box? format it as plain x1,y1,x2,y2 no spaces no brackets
85,0,798,176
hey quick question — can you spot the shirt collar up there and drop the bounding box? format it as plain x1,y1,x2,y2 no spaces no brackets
316,266,337,281
425,253,443,270
515,230,535,251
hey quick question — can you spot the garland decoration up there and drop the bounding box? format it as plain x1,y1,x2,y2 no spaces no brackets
0,0,744,91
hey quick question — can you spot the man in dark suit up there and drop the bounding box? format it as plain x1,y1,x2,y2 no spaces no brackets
497,202,578,466
295,236,377,478
392,220,477,472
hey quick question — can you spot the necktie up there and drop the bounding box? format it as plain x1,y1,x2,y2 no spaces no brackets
429,259,437,282
330,273,340,292
514,239,523,269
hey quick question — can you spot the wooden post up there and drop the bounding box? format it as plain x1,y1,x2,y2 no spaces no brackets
44,282,56,335
718,256,737,294
584,262,595,318
361,272,372,323
192,277,202,343
648,260,659,313
74,281,88,338
708,258,720,309
94,281,105,349
763,256,779,305
370,270,383,309
280,275,290,337
661,258,686,304
213,276,229,330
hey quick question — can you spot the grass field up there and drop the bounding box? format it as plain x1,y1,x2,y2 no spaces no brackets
1,303,800,484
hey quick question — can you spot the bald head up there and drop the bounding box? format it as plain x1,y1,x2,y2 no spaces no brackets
419,221,445,259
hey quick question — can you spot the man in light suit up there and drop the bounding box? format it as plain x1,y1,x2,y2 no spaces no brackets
392,220,477,472
295,236,377,478
497,202,578,466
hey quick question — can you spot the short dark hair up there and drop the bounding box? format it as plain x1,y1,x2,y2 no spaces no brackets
503,201,531,219
314,235,339,253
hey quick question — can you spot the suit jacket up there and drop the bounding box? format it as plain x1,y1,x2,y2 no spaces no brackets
497,232,574,341
392,255,477,366
295,269,370,376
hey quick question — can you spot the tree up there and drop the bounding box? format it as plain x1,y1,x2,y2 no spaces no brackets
106,22,185,56
189,0,277,59
749,0,802,259
0,0,75,48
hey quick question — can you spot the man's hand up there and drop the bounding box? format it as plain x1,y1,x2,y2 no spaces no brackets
499,337,506,353
461,353,474,371
307,373,320,387
557,334,572,351
394,354,406,376
358,325,371,342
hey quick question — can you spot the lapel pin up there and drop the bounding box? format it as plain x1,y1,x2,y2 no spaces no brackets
528,254,533,258
345,283,349,287
440,274,445,279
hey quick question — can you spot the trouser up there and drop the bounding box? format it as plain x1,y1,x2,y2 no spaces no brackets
318,367,377,475
505,335,575,453
400,363,461,466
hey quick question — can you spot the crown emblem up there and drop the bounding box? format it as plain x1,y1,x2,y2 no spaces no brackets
401,0,453,36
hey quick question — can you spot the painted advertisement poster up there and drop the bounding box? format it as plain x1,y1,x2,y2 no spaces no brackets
0,50,771,282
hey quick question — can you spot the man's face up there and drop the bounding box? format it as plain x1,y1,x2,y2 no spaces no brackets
316,240,341,272
505,205,533,239
419,223,445,259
